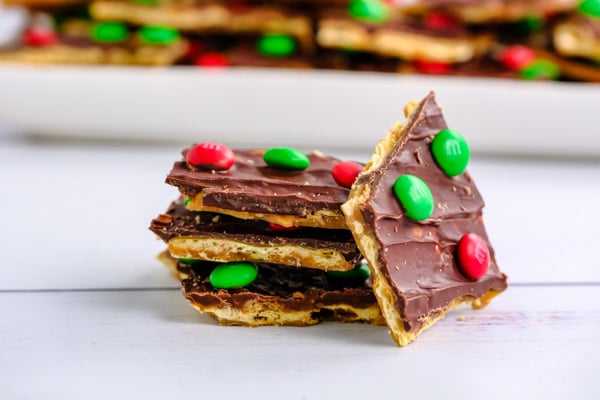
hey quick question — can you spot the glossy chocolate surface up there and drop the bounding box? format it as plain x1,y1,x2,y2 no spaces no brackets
355,92,507,332
166,149,354,217
180,260,378,312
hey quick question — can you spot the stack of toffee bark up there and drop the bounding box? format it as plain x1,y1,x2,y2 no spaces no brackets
150,92,508,346
150,147,384,327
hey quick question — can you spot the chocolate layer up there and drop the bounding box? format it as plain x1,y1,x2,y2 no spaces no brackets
355,92,507,333
227,43,313,69
319,8,472,39
166,149,353,217
150,198,362,264
414,0,571,6
180,260,378,313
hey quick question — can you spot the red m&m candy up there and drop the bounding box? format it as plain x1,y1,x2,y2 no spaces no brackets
186,142,235,171
424,12,458,30
195,52,229,68
23,28,58,47
456,233,490,280
499,45,535,70
268,222,300,231
414,60,451,75
332,161,363,188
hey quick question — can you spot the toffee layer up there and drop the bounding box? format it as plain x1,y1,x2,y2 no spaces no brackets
150,198,362,267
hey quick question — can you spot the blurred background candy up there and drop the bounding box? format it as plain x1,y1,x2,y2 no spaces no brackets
0,0,599,81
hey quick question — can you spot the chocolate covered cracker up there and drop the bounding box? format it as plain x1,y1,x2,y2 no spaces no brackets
316,9,490,63
150,198,362,271
400,0,578,23
89,1,314,51
0,18,188,66
554,13,600,62
158,253,383,327
0,39,187,66
166,149,357,229
342,92,507,346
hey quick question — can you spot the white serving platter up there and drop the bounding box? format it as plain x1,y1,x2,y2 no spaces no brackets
0,65,599,157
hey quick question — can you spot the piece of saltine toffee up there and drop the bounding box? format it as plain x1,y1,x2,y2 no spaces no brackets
342,91,507,346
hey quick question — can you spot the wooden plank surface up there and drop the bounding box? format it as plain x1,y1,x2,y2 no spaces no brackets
1,285,598,399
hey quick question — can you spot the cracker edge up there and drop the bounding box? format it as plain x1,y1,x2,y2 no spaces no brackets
167,236,358,271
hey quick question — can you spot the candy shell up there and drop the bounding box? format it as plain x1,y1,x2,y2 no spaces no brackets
393,175,434,221
503,16,545,39
91,22,128,43
456,233,490,280
326,263,371,284
186,142,235,171
424,12,458,30
139,26,180,45
414,60,451,75
195,52,229,67
520,59,560,80
23,28,58,47
578,0,600,18
332,161,363,188
179,258,204,264
348,0,390,23
499,45,536,70
263,147,310,171
209,262,259,289
257,34,297,57
268,222,300,231
431,129,470,177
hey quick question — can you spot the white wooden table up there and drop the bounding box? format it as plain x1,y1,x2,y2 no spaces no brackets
1,128,599,399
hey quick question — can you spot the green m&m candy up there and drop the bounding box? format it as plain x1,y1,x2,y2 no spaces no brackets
257,34,297,57
520,59,561,80
139,25,180,45
326,263,371,285
348,0,390,24
520,16,544,31
511,15,544,36
431,129,470,177
209,262,258,289
578,0,600,18
393,175,434,221
263,147,310,171
178,258,210,265
91,22,128,43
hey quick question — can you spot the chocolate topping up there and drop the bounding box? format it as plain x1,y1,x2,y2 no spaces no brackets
166,149,355,217
356,92,507,332
412,0,571,7
227,43,313,69
150,198,362,263
180,260,378,312
320,8,472,39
